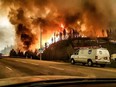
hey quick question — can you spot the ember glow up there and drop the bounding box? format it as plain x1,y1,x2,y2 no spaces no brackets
0,0,116,51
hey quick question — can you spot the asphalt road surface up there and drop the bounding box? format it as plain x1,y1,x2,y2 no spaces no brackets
0,58,116,79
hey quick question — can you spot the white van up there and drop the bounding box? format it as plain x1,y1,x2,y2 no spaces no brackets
70,47,111,67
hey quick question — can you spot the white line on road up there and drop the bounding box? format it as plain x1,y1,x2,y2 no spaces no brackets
6,66,12,71
49,66,64,71
14,60,39,65
17,61,39,65
8,59,40,66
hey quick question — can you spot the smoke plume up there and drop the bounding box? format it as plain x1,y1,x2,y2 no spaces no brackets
0,0,116,51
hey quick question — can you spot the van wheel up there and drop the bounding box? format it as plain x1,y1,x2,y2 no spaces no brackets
100,64,105,67
71,59,75,64
87,60,93,66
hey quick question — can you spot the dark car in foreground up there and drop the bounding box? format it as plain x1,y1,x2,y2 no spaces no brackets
0,76,116,87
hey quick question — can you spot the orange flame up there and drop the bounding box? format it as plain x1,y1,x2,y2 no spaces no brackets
60,24,65,29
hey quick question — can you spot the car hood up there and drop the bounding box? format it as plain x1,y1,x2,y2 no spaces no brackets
0,75,90,86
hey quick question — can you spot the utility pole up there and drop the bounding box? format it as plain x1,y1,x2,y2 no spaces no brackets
39,25,42,60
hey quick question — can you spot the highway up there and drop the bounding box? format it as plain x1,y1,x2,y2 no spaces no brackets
0,58,116,79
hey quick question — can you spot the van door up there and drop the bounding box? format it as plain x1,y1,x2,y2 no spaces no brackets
78,49,94,63
77,50,86,62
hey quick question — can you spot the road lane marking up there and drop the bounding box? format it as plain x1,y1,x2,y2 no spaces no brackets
49,66,64,70
12,60,39,65
16,61,39,65
6,66,12,71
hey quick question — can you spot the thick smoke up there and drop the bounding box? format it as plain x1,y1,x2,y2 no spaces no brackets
0,0,116,51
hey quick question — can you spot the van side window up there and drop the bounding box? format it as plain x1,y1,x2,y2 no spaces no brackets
99,51,102,54
88,50,92,54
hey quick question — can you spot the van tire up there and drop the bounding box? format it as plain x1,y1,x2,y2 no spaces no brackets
71,59,75,65
100,64,105,67
87,60,93,66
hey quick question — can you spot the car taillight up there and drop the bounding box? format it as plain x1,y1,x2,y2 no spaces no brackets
95,56,98,59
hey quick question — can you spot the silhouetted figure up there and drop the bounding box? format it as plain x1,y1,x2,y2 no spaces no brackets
59,32,62,40
72,29,75,38
63,29,66,39
51,37,53,43
45,42,47,49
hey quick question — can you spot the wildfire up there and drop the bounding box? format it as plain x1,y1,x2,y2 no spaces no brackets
1,0,111,52
60,24,65,29
43,21,108,48
77,21,81,25
44,24,65,46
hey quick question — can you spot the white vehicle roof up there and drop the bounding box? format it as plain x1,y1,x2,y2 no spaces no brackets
77,47,107,50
